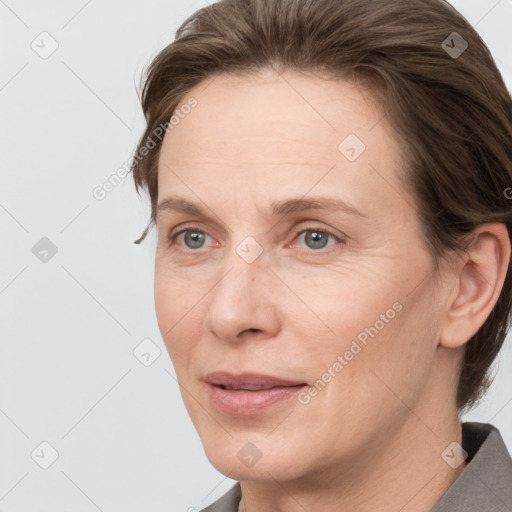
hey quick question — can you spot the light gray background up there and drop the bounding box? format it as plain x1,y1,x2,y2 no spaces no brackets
1,1,511,511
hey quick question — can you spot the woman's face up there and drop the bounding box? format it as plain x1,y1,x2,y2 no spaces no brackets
154,69,455,481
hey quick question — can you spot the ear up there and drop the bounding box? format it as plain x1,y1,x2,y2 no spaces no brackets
439,223,511,349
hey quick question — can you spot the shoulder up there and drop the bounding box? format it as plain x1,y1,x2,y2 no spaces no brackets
199,482,241,512
432,422,512,512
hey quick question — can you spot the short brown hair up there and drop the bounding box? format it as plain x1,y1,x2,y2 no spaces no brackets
130,0,512,413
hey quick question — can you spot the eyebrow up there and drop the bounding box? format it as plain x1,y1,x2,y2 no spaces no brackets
156,195,368,221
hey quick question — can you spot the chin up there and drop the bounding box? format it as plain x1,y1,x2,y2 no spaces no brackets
202,435,309,482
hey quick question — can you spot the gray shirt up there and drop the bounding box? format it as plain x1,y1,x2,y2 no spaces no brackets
200,422,512,511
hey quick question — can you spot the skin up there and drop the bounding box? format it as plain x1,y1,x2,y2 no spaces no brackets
153,68,511,512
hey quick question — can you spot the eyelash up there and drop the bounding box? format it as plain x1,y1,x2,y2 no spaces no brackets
167,224,344,253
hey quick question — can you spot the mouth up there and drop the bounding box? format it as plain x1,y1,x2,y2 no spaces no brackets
216,384,292,391
204,372,308,416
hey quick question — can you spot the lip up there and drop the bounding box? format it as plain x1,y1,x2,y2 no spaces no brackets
204,372,308,416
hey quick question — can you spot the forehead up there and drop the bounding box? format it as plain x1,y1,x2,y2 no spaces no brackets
156,69,409,219
162,69,387,160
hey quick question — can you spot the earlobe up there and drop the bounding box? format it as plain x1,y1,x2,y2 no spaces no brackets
439,223,511,349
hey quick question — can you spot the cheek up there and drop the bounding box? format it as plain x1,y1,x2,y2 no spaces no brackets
287,263,434,395
280,267,401,351
320,285,438,423
154,258,203,327
154,266,198,359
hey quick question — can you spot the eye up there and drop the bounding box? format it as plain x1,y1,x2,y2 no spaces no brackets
293,227,341,251
169,227,215,250
166,225,343,253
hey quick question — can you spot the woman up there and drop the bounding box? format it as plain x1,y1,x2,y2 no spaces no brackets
131,0,512,510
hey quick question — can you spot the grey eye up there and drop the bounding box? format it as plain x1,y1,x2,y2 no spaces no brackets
182,230,207,249
301,230,331,250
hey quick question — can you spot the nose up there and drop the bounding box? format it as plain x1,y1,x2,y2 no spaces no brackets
204,251,281,343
